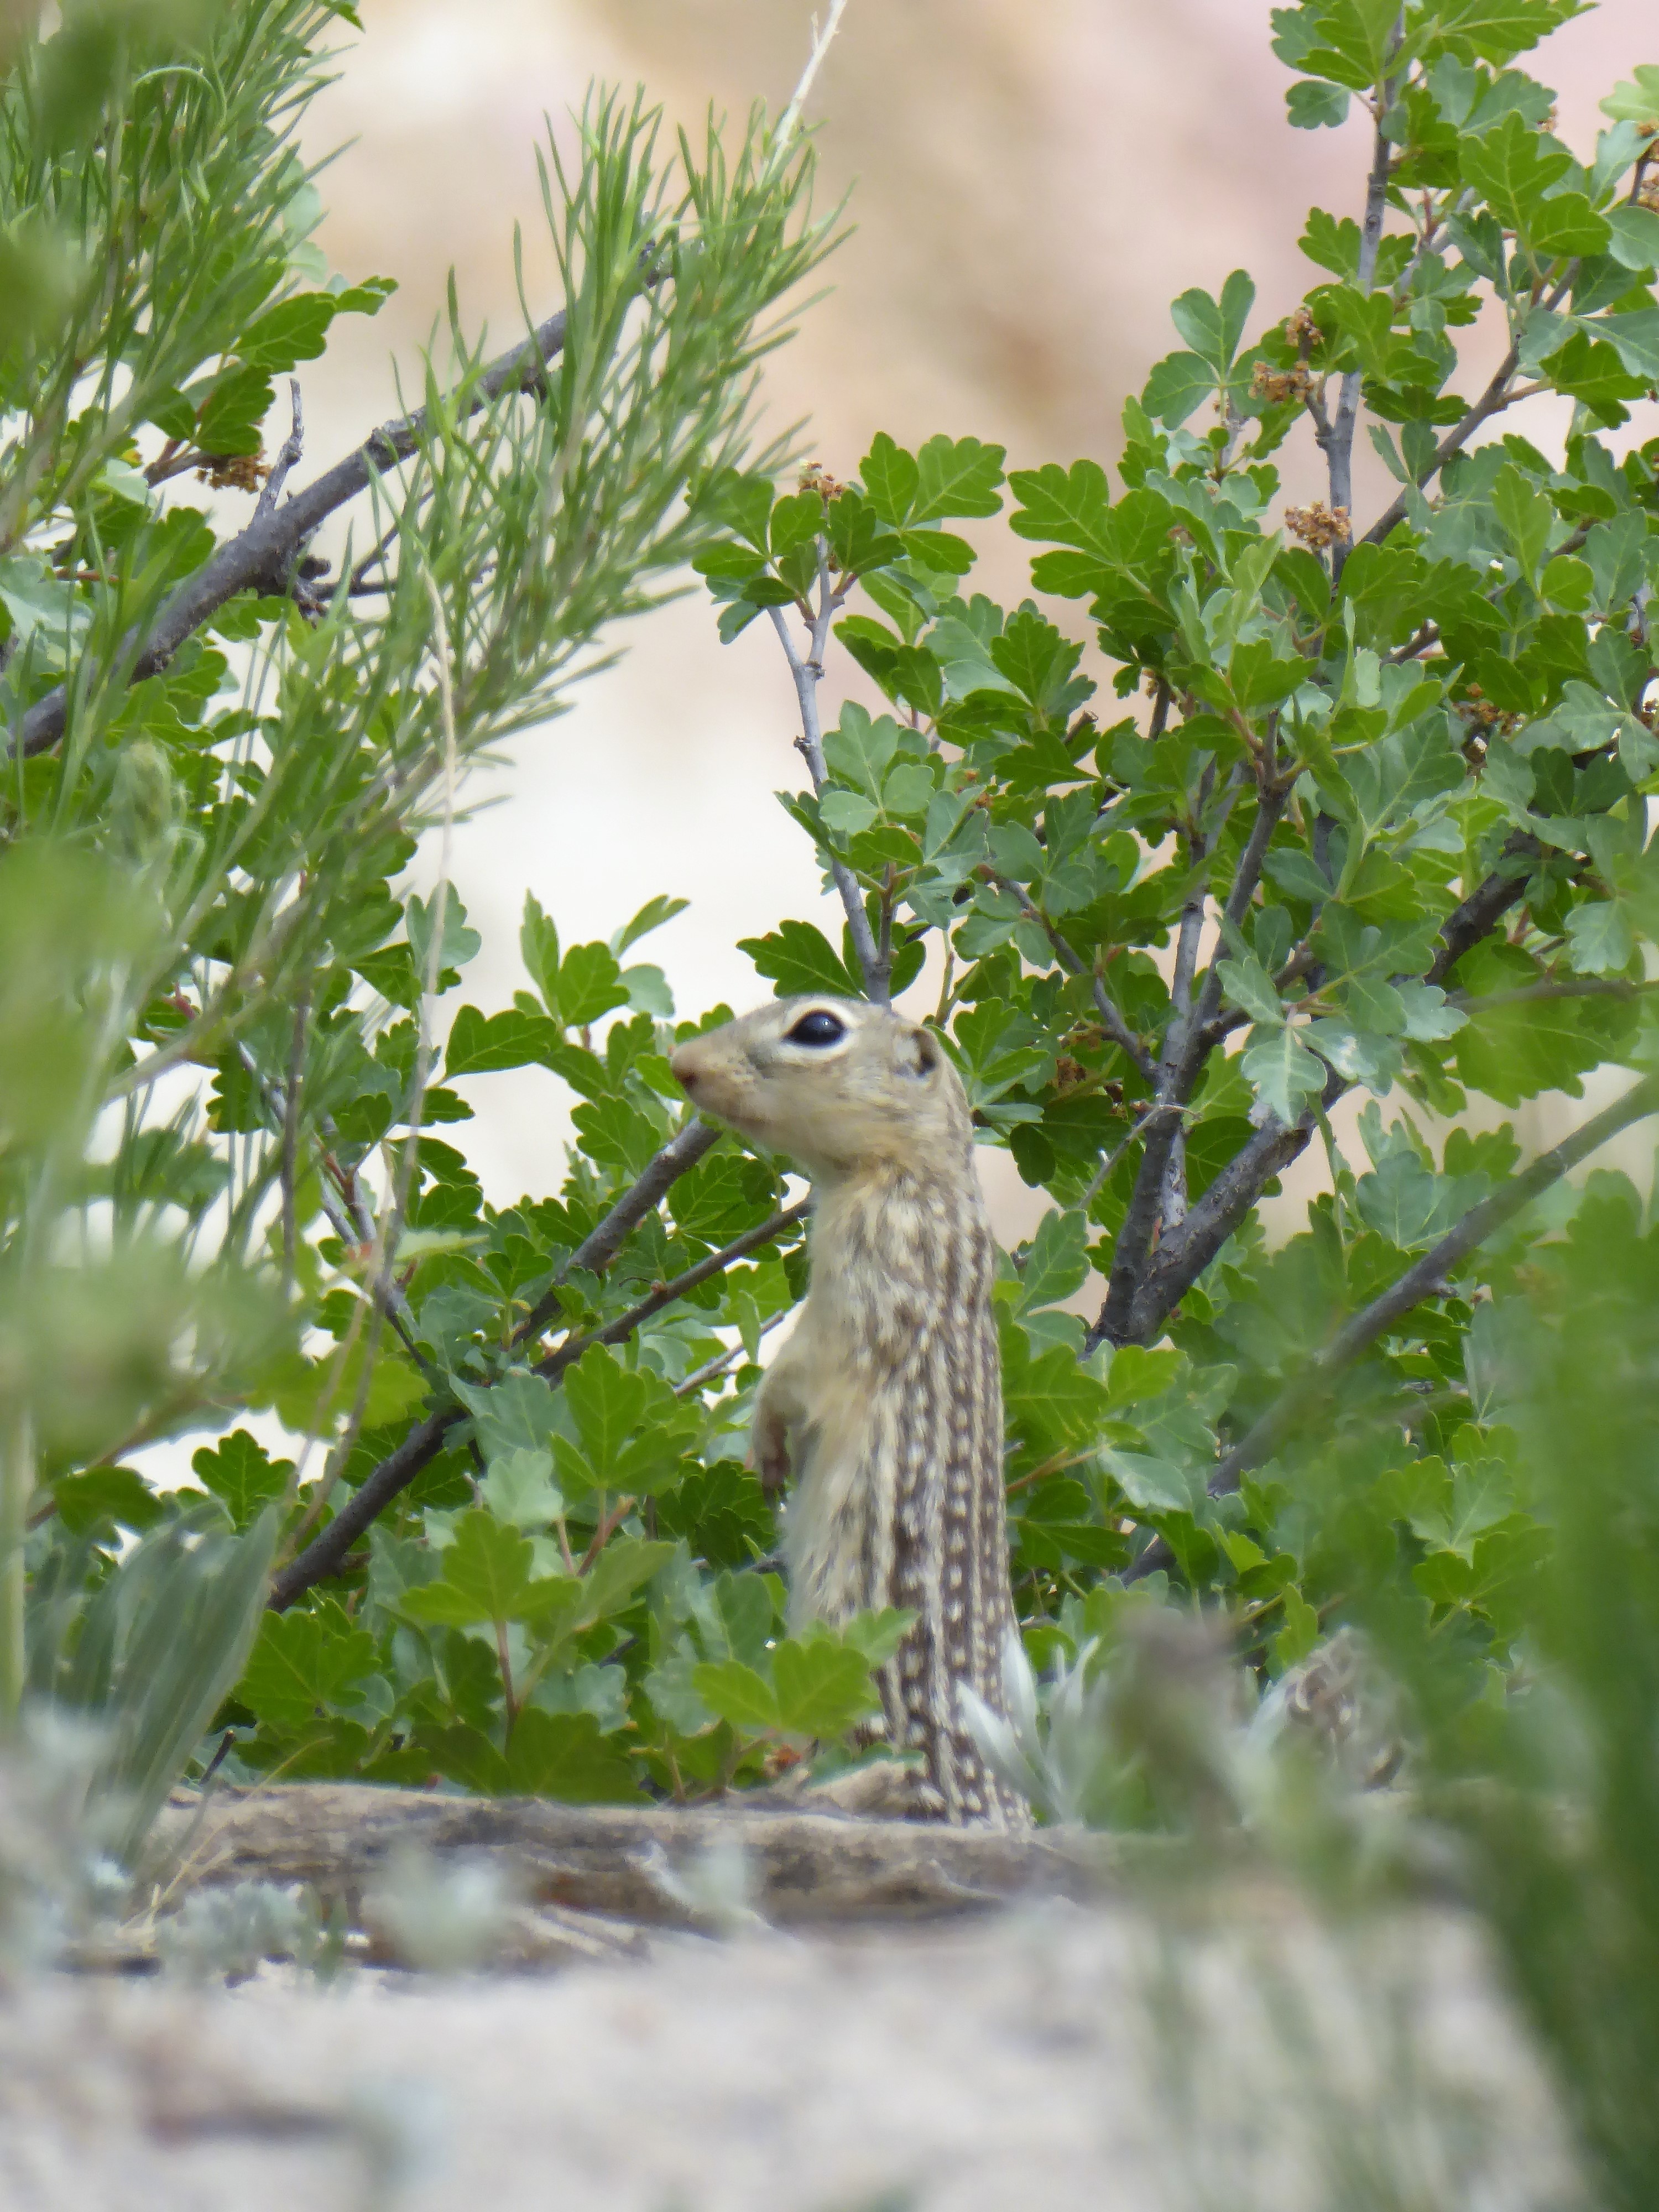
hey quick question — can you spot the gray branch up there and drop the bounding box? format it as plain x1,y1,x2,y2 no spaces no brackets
1119,1072,1659,1586
514,1117,721,1344
534,1199,810,1386
1327,103,1395,567
270,1113,727,1611
768,600,890,1003
1358,341,1518,553
12,303,576,760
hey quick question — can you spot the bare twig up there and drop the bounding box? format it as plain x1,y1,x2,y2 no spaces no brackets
255,380,304,521
1082,1101,1184,1215
513,1118,722,1344
279,983,311,1295
266,1145,790,1611
275,576,461,1562
674,1308,790,1396
773,0,851,153
534,1201,810,1386
13,300,582,759
768,597,889,1001
1185,782,1290,1070
1359,342,1519,550
1327,98,1396,576
1426,835,1541,985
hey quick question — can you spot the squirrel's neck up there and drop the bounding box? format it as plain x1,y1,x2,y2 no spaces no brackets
807,1145,991,1316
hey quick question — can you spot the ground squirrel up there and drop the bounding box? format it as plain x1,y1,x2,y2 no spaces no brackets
670,997,1029,1828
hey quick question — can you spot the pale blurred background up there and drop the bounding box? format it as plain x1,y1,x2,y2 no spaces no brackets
285,0,1655,1239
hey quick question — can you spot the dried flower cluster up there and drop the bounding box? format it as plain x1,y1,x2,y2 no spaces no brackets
196,452,268,493
1252,360,1317,405
1282,500,1351,550
798,460,844,502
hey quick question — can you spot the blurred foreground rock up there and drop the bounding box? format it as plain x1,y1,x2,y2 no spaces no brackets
1,1885,1571,2210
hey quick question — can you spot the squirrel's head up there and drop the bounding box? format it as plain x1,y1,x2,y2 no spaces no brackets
670,997,972,1181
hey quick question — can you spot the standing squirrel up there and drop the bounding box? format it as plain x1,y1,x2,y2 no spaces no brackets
670,996,1028,1828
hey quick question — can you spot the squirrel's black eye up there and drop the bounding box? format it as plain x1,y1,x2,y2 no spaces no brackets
786,1009,847,1048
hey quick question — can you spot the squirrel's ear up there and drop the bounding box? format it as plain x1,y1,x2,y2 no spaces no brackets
906,1027,939,1078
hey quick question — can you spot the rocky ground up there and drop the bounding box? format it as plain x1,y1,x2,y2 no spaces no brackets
0,1834,1573,2212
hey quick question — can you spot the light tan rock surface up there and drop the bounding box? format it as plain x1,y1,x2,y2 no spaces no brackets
0,1900,1571,2212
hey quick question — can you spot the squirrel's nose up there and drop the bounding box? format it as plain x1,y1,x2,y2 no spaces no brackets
669,1044,702,1094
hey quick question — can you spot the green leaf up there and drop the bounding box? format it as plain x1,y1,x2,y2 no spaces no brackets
1598,309,1659,387
1428,0,1583,67
480,1446,563,1529
1604,206,1659,273
1600,65,1659,127
824,702,904,799
562,1344,648,1472
520,892,560,1004
773,1636,881,1737
860,431,920,525
406,884,481,984
556,942,631,1028
51,1466,164,1536
1460,113,1602,261
237,291,338,370
1287,77,1350,126
1242,1022,1328,1121
911,434,1005,522
1564,899,1634,975
1169,271,1254,369
191,1429,291,1531
610,894,689,957
444,1005,563,1077
1583,514,1651,615
738,919,859,999
194,363,273,456
1218,950,1286,1028
398,1509,564,1628
1143,349,1215,427
1008,460,1114,558
1017,1209,1091,1312
692,1658,780,1730
503,1710,643,1803
577,1536,675,1623
1492,465,1553,581
239,1605,378,1731
1272,1587,1321,1671
820,790,879,838
708,469,775,552
1353,1146,1464,1249
837,1608,917,1667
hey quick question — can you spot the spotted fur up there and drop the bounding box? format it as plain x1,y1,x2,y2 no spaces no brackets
670,997,1028,1828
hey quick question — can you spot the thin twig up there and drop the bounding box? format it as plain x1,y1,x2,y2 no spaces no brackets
773,0,852,156
534,1202,811,1386
255,380,304,521
279,983,312,1295
768,598,889,1001
273,575,460,1566
1327,93,1396,577
675,1309,790,1396
1081,1102,1184,1215
1360,343,1519,550
266,1173,800,1611
514,1118,722,1344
